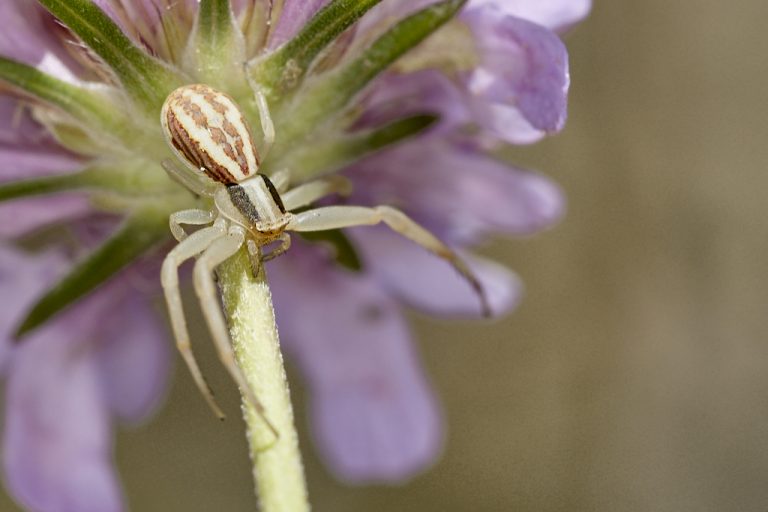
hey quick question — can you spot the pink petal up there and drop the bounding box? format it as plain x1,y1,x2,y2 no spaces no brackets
95,290,171,423
0,96,82,178
0,195,91,239
0,246,66,372
0,1,81,82
91,0,197,46
357,69,470,132
269,0,330,49
461,10,570,143
347,137,565,244
270,245,443,482
468,0,592,32
3,311,124,512
352,227,522,317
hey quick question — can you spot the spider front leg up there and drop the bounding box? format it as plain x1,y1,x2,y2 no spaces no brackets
161,220,228,419
253,89,275,159
281,176,352,211
169,209,215,241
269,169,292,193
287,205,491,317
193,225,280,442
262,233,291,262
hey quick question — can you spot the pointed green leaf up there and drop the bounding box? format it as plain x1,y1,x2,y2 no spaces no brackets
187,0,247,88
0,57,116,128
14,210,168,338
277,0,466,148
37,0,182,110
249,0,383,100
196,0,235,49
0,160,177,203
267,114,438,181
0,173,87,202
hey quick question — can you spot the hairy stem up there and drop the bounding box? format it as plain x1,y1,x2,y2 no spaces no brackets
218,248,309,512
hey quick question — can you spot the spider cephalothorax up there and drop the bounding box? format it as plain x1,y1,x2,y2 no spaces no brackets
158,83,489,433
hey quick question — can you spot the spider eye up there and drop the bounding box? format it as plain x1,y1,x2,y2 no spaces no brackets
160,84,260,185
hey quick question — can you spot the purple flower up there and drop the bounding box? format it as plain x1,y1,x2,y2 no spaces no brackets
0,0,589,508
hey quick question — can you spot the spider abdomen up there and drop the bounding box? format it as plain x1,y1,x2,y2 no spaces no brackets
161,84,260,184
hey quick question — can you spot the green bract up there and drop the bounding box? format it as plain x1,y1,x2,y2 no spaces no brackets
0,0,464,336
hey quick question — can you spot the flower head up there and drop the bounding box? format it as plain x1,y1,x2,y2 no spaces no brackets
0,0,589,509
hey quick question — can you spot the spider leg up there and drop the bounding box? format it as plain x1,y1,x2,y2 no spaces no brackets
193,226,280,442
169,209,215,241
161,221,228,419
162,158,217,197
281,176,352,211
261,233,291,262
287,205,491,317
268,169,292,193
246,239,262,278
253,89,275,160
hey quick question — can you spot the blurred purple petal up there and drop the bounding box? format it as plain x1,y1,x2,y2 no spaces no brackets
358,69,470,131
270,245,443,482
461,9,570,143
95,291,171,423
348,138,565,244
0,0,80,82
3,311,123,512
468,0,592,32
0,195,91,239
269,0,330,49
0,246,65,372
352,227,522,317
0,96,82,177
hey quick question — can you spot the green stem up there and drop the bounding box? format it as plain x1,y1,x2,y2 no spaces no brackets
218,248,309,512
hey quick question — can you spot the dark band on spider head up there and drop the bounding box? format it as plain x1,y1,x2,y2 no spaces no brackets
226,183,261,224
261,175,286,213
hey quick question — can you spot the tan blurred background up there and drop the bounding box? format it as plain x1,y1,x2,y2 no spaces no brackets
6,1,768,511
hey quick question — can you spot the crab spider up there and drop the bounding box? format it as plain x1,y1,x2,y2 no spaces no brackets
159,84,490,433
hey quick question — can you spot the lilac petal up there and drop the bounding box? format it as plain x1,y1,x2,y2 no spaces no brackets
357,69,470,132
461,10,570,143
270,246,443,482
0,1,81,82
347,138,565,244
0,246,65,372
95,291,171,423
0,195,91,239
3,313,123,512
351,227,522,317
269,0,330,49
467,0,592,32
0,96,82,177
92,0,196,36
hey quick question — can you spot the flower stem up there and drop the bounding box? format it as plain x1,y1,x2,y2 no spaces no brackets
218,248,309,512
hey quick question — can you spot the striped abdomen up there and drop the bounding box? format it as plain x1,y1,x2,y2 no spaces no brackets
161,84,260,184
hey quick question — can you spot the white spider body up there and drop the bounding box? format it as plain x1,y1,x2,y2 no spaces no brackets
161,83,260,183
158,84,489,435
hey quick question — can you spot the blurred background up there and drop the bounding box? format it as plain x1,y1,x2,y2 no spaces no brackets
5,1,768,510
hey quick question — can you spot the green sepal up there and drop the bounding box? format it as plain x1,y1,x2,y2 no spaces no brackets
197,0,235,45
187,0,246,87
0,159,178,203
267,114,438,182
0,57,117,129
14,210,168,338
277,0,466,148
299,229,363,272
0,173,88,202
36,0,182,111
249,0,383,100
